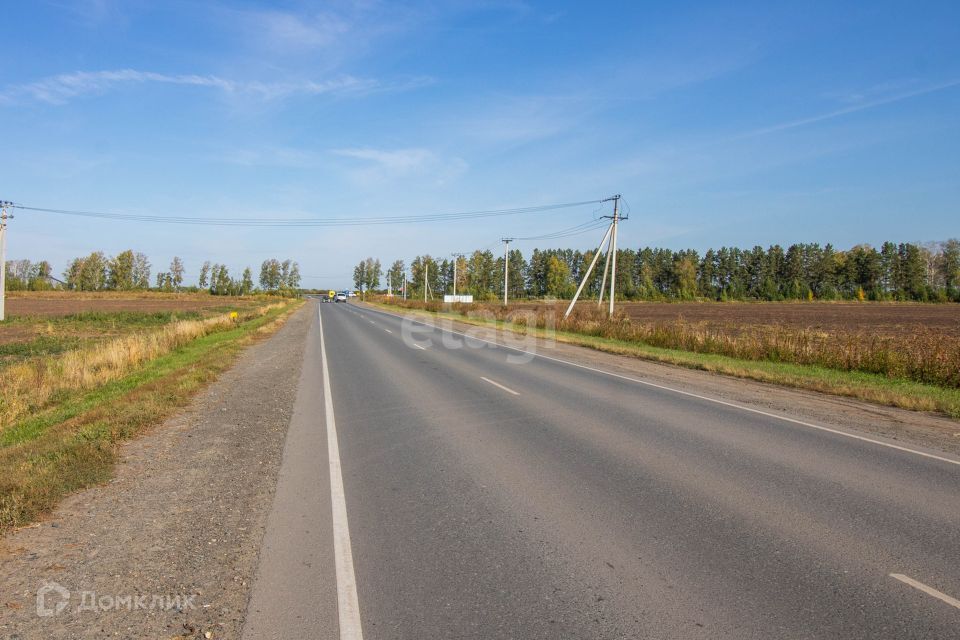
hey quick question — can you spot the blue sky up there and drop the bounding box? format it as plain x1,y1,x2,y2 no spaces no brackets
1,0,958,288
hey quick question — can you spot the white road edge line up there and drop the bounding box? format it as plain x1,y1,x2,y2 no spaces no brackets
317,306,364,640
481,376,520,396
890,573,960,610
359,304,960,468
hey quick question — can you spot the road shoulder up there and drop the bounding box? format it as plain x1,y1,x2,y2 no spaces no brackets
0,303,313,639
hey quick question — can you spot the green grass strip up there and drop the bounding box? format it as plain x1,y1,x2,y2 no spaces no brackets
1,304,293,448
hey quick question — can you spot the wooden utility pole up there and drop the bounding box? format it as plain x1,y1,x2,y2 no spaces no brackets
501,238,513,306
0,201,12,322
608,195,620,317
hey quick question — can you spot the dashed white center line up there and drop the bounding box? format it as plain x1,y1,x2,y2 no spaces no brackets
384,328,393,334
890,574,960,610
359,305,960,468
413,344,426,350
480,376,520,396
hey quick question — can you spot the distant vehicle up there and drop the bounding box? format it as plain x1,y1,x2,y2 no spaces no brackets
349,291,359,298
321,290,335,303
335,293,348,303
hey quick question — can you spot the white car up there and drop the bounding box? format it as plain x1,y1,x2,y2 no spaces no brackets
335,293,348,303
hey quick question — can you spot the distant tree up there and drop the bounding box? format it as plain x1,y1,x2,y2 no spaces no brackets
466,249,496,298
260,259,282,291
386,259,406,294
133,252,151,289
169,257,185,291
545,255,573,298
940,239,960,301
198,261,211,289
352,260,368,293
364,257,381,291
507,249,527,299
77,252,108,291
108,250,136,290
241,267,254,295
287,261,301,290
409,255,440,299
210,263,232,295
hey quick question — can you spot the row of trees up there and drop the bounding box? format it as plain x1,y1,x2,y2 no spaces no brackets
258,259,302,293
5,252,302,296
365,240,960,302
62,250,152,292
3,259,55,291
353,258,382,294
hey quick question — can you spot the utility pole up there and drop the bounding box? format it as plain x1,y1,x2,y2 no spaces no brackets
501,238,513,306
564,194,623,319
424,261,428,302
608,195,620,317
0,201,12,322
451,253,464,298
387,270,392,297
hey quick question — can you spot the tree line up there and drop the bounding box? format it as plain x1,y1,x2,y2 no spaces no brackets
362,239,960,302
5,251,302,296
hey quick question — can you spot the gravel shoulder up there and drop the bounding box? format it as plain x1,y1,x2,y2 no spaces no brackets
0,303,313,639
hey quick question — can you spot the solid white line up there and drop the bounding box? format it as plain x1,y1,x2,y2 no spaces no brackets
890,573,960,610
360,304,960,468
480,376,520,396
317,306,364,640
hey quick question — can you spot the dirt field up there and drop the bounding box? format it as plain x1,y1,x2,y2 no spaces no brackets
514,301,960,338
0,293,278,367
4,291,265,318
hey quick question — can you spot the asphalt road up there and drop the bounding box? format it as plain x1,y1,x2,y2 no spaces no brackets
243,300,960,639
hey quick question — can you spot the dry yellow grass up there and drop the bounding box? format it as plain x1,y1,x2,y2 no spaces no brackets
0,302,285,433
0,300,302,532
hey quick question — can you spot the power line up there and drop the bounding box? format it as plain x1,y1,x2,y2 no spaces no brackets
8,199,603,227
511,219,610,241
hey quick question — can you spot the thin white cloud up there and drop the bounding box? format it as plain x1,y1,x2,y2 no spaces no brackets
740,79,960,139
333,148,437,172
0,69,380,105
332,147,468,186
251,9,351,52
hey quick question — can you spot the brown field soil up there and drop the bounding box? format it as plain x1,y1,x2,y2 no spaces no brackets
507,301,960,338
4,291,266,318
0,293,281,367
383,297,960,391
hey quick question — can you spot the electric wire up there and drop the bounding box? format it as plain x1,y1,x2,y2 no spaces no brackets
10,200,603,227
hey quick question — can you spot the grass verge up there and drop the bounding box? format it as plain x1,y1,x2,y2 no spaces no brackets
369,301,960,420
0,300,303,534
